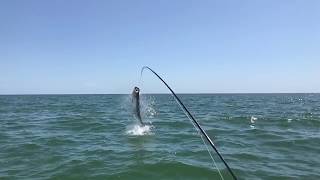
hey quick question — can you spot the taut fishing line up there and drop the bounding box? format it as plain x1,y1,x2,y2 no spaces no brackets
173,97,225,180
140,66,237,180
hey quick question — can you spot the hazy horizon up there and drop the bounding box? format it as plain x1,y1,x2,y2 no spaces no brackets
1,92,320,96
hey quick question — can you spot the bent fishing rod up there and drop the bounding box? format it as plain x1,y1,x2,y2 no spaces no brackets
141,66,237,180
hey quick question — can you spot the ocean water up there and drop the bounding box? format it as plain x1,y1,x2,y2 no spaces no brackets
0,94,319,180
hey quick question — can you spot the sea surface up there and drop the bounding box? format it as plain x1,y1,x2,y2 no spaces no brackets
0,94,319,180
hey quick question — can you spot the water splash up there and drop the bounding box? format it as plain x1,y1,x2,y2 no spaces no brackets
140,95,157,119
121,92,157,125
250,116,258,129
122,95,156,136
126,124,154,136
250,116,258,123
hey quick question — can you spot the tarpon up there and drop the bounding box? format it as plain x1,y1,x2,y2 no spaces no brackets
132,86,144,126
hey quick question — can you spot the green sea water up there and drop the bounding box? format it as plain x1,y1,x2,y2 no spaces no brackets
0,94,319,179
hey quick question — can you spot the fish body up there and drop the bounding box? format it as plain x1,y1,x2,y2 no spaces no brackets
132,87,144,126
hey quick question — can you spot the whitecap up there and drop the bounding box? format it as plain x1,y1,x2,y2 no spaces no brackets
250,116,258,123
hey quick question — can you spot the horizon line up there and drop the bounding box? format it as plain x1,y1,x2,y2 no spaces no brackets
1,92,319,96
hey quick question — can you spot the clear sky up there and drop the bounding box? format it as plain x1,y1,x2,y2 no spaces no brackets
1,0,319,94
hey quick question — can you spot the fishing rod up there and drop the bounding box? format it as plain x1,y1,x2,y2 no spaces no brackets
141,66,237,180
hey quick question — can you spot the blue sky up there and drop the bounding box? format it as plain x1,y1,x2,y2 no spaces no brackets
1,0,319,94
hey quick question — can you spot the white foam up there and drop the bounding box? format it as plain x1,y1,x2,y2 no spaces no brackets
250,116,258,129
250,116,258,123
126,124,153,136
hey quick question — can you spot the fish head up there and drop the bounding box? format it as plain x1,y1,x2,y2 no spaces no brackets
132,86,140,97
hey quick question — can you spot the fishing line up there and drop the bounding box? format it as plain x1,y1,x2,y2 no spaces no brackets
201,134,225,180
140,66,237,180
174,96,225,180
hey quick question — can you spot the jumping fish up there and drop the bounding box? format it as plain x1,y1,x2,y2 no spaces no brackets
132,86,144,126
